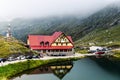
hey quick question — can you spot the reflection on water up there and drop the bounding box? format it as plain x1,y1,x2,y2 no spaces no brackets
12,58,120,80
90,57,120,75
50,61,73,79
12,61,73,80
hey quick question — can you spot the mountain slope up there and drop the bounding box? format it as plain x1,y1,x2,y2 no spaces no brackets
0,3,120,45
75,4,120,46
0,36,31,58
75,6,120,39
75,24,120,46
0,16,83,42
14,3,120,43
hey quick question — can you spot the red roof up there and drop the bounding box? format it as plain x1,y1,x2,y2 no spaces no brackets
28,31,74,50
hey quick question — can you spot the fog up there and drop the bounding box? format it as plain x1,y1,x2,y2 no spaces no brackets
0,0,118,21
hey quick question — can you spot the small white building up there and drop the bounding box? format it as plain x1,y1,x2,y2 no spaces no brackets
89,46,104,51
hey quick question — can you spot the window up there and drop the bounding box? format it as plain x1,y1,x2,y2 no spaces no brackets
64,39,66,42
64,49,67,52
51,50,54,52
56,43,58,46
61,38,64,42
58,39,60,42
45,41,49,46
48,50,50,52
60,50,63,52
68,49,72,51
66,43,68,46
56,50,59,52
40,41,44,46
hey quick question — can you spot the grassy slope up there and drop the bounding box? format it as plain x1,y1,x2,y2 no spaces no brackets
0,36,31,58
75,25,120,46
75,25,120,59
112,50,120,59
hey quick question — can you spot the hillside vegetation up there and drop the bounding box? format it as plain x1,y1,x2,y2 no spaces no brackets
0,36,31,58
0,17,83,42
75,25,120,46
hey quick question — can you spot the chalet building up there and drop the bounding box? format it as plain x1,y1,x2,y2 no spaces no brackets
27,31,74,56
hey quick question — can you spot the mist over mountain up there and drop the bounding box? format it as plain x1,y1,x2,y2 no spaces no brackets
75,2,120,45
0,1,120,45
0,0,115,21
0,16,83,41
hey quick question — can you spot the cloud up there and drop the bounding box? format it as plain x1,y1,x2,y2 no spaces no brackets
0,0,117,21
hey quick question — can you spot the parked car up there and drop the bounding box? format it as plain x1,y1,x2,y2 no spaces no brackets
59,53,66,56
26,55,33,59
7,57,15,61
39,53,44,58
88,50,96,53
16,55,26,60
0,58,6,63
32,55,39,58
95,51,105,54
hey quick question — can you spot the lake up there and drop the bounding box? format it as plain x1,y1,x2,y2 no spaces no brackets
12,58,120,80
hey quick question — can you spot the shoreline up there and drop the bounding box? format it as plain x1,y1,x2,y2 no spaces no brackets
0,53,117,80
0,53,84,80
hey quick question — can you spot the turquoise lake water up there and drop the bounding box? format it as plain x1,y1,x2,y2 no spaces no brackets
12,58,120,80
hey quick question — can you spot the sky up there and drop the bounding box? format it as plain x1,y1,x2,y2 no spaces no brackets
0,0,118,21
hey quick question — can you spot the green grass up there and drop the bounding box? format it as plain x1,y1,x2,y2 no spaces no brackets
0,77,7,80
0,36,33,58
0,60,46,79
112,50,120,59
75,48,88,54
75,25,120,46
